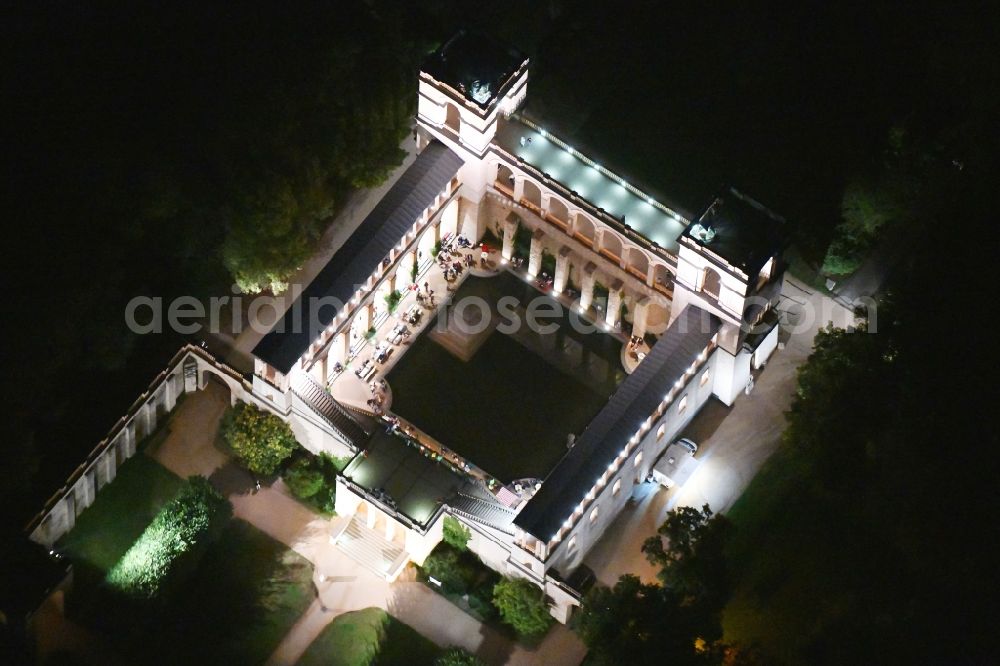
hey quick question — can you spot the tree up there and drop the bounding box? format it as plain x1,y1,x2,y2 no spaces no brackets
822,128,919,277
283,457,324,499
435,647,484,666
574,575,706,666
221,175,322,294
421,544,474,594
642,504,733,613
492,577,553,639
442,516,471,551
822,182,899,276
221,403,298,475
107,477,230,599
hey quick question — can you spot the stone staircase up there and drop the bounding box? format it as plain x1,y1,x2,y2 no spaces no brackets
290,373,371,447
335,516,408,580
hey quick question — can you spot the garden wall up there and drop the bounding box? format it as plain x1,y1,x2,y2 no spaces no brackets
26,345,257,547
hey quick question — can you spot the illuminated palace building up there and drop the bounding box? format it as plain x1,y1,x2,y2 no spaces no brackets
30,31,786,624
248,31,786,621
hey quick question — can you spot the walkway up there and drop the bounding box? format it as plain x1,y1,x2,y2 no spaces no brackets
328,239,498,405
147,381,230,478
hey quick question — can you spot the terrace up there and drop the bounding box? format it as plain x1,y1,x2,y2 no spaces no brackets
495,116,688,253
342,427,467,528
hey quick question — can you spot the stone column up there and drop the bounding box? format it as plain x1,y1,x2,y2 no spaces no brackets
540,192,551,218
385,520,396,542
104,449,117,485
502,214,519,261
606,279,624,328
58,499,74,535
646,263,657,287
632,296,651,339
553,246,572,294
163,372,176,412
406,251,419,285
528,229,545,277
332,333,351,368
311,357,326,385
143,404,155,441
513,177,525,202
580,262,598,311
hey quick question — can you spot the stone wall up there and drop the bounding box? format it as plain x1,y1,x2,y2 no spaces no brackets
26,345,257,548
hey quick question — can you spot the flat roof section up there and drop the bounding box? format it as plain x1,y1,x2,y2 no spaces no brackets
514,305,721,541
343,427,466,527
422,30,527,110
495,118,688,252
252,141,463,374
682,187,787,277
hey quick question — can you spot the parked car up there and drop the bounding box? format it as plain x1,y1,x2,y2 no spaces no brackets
674,437,698,454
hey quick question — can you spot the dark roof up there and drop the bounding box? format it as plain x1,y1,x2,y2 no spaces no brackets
343,427,466,526
682,188,787,277
449,483,518,535
253,141,463,373
422,30,527,110
514,306,721,540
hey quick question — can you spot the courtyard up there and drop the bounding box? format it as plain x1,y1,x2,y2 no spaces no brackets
387,271,624,483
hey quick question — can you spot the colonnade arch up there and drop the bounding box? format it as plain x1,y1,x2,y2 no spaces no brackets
573,214,596,247
701,267,721,299
522,180,542,212
652,263,673,295
625,246,649,279
547,197,569,227
495,164,515,194
599,231,623,264
445,103,461,132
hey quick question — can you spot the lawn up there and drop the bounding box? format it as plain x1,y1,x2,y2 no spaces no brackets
166,518,314,663
66,504,313,664
58,454,184,573
298,607,443,666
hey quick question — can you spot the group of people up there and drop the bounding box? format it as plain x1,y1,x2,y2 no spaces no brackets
366,378,388,415
415,281,437,308
536,271,554,290
437,236,470,283
627,334,648,362
404,302,424,324
438,233,496,282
